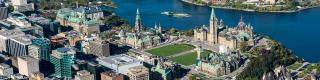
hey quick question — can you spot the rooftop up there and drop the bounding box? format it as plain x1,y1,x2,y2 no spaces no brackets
76,70,91,76
74,6,102,14
0,63,11,69
0,29,24,38
128,66,149,75
28,16,51,25
97,54,141,66
18,56,37,62
52,47,76,58
11,34,36,45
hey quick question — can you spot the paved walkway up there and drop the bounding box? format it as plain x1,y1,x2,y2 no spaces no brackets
168,50,195,58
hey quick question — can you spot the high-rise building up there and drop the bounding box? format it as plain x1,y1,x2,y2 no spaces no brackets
29,72,44,80
18,56,39,76
135,8,142,32
101,71,124,80
127,66,149,80
28,38,51,61
50,47,75,78
7,35,36,57
88,40,110,57
0,63,13,77
74,70,94,80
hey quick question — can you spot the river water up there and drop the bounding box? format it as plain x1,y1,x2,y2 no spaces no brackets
114,0,320,62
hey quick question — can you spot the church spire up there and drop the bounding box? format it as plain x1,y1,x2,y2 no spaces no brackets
135,8,142,32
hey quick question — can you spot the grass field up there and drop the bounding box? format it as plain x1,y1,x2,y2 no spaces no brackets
170,50,215,66
146,44,195,57
170,52,197,66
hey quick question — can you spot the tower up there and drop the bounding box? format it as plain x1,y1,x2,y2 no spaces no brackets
135,8,142,32
209,8,218,44
158,23,162,33
28,38,51,61
196,44,203,60
50,47,75,78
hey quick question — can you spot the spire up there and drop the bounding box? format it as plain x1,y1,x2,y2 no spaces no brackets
240,15,244,22
158,23,162,33
210,8,216,20
135,8,142,32
154,23,158,29
197,44,203,60
136,8,140,18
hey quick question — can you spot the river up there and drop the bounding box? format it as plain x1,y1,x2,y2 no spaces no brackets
114,0,320,62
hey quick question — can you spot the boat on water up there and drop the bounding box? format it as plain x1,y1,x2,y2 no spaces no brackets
161,11,191,18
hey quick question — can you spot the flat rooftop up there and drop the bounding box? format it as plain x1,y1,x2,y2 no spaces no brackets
97,54,141,66
0,29,24,38
11,34,36,45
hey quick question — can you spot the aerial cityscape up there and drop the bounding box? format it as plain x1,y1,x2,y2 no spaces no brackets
0,0,319,80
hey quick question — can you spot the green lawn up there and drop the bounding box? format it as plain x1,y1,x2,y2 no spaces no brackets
170,52,197,66
146,44,195,57
170,50,215,66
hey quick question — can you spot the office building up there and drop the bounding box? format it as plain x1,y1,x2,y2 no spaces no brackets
11,0,34,12
0,29,24,53
18,56,39,76
96,54,143,75
101,71,124,80
29,72,44,80
28,38,51,61
0,63,13,77
0,7,8,20
88,40,110,57
127,66,149,80
50,47,75,78
7,34,36,57
74,70,94,80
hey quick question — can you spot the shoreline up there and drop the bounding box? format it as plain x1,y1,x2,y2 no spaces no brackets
181,0,320,13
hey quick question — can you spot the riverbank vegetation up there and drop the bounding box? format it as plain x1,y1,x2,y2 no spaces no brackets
185,0,320,12
34,0,116,10
236,38,302,80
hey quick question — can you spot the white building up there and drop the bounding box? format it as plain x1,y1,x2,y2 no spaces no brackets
11,0,27,6
18,56,39,76
0,63,13,77
97,54,144,75
11,0,34,12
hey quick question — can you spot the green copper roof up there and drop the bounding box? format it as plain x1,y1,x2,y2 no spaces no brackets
68,17,81,23
136,8,141,20
210,8,216,19
83,20,98,26
155,63,171,77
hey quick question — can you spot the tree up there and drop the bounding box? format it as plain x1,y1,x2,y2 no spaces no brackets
239,41,247,53
168,28,178,34
188,75,197,80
